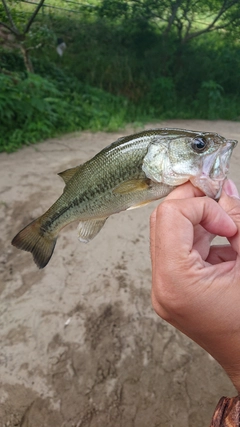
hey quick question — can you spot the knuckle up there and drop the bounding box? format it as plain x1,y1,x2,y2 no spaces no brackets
155,199,178,220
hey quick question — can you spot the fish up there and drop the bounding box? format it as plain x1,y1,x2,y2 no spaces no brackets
11,128,237,269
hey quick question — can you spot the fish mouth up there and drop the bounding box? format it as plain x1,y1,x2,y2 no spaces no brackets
190,139,238,199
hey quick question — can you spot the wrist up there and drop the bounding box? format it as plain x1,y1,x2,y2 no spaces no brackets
183,330,240,394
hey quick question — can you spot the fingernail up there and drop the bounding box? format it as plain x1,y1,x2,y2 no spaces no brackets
223,179,240,198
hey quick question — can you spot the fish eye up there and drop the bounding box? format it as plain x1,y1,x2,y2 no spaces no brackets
191,137,207,152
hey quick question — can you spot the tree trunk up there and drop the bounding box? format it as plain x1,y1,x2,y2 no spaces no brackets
19,44,34,73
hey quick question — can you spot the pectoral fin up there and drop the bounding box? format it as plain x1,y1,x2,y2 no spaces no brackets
77,218,108,243
113,178,151,195
58,165,82,185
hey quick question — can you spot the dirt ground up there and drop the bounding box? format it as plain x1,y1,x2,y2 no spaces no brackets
1,120,240,427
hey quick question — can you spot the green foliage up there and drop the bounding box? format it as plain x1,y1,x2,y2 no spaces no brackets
96,0,129,19
1,0,240,153
25,23,56,50
194,80,224,119
147,77,177,116
46,13,240,103
0,71,135,153
83,0,240,43
0,50,26,72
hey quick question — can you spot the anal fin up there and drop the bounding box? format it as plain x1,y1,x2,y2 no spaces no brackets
77,218,108,243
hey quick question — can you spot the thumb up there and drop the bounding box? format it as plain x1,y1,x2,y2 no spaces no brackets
218,180,240,253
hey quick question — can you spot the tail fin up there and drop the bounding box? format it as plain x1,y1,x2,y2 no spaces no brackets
11,218,57,269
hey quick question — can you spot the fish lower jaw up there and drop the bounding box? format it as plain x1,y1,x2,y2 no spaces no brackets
190,175,225,199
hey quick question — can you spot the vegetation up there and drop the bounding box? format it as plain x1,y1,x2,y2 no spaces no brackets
1,0,240,152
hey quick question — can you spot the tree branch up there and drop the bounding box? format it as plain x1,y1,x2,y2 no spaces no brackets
24,0,45,34
175,16,183,42
163,0,182,37
182,0,193,40
0,20,18,35
1,0,19,34
182,0,239,43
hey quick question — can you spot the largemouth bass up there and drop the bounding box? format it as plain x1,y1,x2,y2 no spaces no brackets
12,128,237,269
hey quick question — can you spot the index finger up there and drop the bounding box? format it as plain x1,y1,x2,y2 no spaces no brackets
150,197,237,272
150,182,205,266
166,181,205,201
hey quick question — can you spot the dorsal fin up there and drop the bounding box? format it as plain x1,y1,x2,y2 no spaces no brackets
58,165,81,184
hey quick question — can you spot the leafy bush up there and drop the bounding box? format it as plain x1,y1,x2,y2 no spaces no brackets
194,80,224,119
0,72,135,152
1,5,240,153
0,50,26,73
147,77,177,116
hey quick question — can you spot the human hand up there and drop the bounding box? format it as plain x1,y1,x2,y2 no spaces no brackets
150,179,240,392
